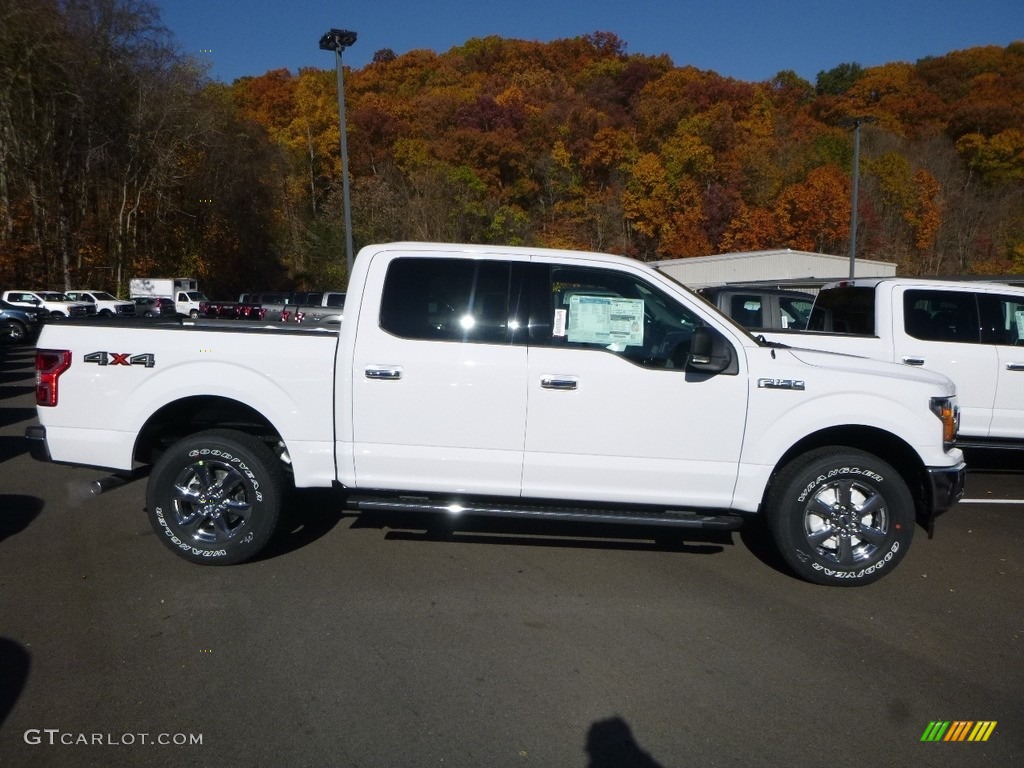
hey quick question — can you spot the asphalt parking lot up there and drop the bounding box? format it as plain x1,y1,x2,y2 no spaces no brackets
0,342,1021,767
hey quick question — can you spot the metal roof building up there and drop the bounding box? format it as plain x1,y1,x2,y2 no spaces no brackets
651,249,896,290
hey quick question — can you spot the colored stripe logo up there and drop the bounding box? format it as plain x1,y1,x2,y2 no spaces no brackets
921,721,997,742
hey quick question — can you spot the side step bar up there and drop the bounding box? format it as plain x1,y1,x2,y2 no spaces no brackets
349,496,744,531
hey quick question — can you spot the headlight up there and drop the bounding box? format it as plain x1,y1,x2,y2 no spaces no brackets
929,397,959,449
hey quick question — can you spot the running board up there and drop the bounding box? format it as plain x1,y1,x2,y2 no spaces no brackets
349,496,744,531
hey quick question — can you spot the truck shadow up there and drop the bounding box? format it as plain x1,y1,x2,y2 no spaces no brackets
0,495,43,544
0,637,30,729
255,488,348,561
350,508,732,555
0,407,35,431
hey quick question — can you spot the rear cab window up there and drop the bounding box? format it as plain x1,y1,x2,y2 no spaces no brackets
809,286,876,334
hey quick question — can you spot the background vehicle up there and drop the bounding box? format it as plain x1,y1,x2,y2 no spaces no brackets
64,290,136,317
26,242,964,587
0,299,46,344
1,290,94,319
199,298,265,320
244,290,345,323
697,286,815,331
129,277,208,318
760,277,1024,450
132,296,176,317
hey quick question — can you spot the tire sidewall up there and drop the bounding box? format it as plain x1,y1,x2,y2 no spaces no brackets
146,431,282,565
768,451,914,586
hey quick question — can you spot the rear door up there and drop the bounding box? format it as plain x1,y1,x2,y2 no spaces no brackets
348,252,528,494
982,292,1024,439
521,260,747,507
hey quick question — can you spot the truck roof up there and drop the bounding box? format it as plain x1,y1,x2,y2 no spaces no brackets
358,241,644,270
821,276,1024,294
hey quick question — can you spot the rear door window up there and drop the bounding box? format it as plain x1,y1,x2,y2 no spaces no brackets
379,258,515,344
903,290,981,343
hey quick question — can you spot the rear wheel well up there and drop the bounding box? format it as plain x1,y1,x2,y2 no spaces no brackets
769,426,931,523
134,396,286,468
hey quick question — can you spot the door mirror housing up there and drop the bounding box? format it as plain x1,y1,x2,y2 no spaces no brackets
687,326,737,374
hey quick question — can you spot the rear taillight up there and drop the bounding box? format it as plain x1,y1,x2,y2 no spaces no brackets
36,349,72,407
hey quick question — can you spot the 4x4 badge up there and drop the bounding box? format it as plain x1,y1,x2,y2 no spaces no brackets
84,351,156,368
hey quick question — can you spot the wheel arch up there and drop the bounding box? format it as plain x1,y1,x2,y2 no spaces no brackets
767,425,932,524
133,395,287,468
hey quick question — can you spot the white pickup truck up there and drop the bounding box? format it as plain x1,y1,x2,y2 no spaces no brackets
760,277,1024,450
25,243,966,586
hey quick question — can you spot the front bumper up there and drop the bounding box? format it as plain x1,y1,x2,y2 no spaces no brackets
922,460,967,536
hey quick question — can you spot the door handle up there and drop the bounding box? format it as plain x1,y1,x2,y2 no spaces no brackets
365,366,403,380
1007,363,1024,371
541,376,578,391
902,357,925,366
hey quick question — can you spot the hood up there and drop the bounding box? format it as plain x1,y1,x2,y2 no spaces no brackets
781,346,956,393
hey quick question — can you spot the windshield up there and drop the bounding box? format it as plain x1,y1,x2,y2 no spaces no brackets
92,292,118,301
184,291,207,301
40,292,65,301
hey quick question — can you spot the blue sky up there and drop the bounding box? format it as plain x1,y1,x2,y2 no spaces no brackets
158,0,1023,84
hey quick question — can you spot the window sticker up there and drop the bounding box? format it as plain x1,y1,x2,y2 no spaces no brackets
553,308,567,337
567,295,644,346
1015,310,1024,337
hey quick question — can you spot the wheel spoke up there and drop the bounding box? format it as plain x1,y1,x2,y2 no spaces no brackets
210,465,246,496
210,513,235,540
837,482,853,509
857,492,885,518
836,534,856,566
806,526,836,547
810,496,835,520
221,498,252,515
176,509,206,537
855,523,887,547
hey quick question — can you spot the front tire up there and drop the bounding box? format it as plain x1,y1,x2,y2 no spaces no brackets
766,448,914,586
1,320,27,344
146,429,284,565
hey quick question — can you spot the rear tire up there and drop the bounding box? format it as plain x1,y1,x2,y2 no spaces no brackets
765,448,914,586
146,429,284,565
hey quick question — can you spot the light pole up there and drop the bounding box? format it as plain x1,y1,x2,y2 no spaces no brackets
319,28,357,281
844,116,876,278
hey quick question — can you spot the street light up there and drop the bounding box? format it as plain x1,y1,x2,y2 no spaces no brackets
843,116,877,278
319,28,357,281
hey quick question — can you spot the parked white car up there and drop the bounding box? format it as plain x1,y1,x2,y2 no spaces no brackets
1,290,94,319
64,290,136,318
760,277,1024,450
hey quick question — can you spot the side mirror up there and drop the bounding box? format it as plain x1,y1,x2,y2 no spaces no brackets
687,326,736,374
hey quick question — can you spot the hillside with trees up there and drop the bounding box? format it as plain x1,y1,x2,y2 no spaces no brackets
2,0,1022,296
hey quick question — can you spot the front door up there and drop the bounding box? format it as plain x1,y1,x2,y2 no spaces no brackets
895,288,998,437
521,261,748,507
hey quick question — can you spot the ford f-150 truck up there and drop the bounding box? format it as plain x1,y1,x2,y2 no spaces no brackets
25,243,966,586
760,277,1024,451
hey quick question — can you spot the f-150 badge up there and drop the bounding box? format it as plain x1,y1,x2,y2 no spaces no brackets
83,351,156,368
758,378,804,390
